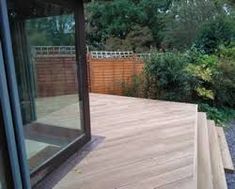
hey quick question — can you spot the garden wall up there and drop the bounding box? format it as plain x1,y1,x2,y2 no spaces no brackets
35,55,144,97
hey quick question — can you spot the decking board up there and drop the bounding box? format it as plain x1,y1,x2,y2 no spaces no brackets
197,112,213,189
54,93,197,189
208,120,227,189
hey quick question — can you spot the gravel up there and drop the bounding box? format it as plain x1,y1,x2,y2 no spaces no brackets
225,120,235,189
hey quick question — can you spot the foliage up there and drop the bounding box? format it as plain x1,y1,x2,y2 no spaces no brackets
86,0,172,50
86,0,234,52
143,52,193,101
162,0,218,50
104,26,154,52
185,53,218,100
199,103,235,126
213,47,235,108
218,46,235,59
195,16,235,53
123,48,235,124
195,87,214,100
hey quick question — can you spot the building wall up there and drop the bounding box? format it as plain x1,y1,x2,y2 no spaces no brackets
35,55,144,97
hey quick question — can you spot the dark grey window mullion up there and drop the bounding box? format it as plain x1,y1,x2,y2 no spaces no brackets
0,0,31,188
75,0,91,139
0,41,22,189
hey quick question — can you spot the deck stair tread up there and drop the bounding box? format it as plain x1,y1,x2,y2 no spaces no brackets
207,120,227,189
216,126,234,172
197,112,213,189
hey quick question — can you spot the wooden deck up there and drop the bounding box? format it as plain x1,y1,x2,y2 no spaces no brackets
54,93,198,189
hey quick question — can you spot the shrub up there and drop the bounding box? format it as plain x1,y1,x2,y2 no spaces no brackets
213,47,235,108
185,53,218,102
144,52,193,101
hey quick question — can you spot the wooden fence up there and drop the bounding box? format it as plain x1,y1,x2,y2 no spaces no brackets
88,56,144,95
33,48,145,97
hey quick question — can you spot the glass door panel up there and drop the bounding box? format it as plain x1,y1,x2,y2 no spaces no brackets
8,1,84,173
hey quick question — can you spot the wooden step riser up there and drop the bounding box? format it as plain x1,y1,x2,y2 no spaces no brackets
197,112,213,189
207,120,227,189
216,126,234,173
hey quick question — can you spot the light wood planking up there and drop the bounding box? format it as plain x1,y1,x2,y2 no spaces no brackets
207,120,227,189
216,126,234,172
193,109,198,189
54,93,198,189
197,112,213,189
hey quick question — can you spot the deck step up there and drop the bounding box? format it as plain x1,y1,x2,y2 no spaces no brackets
207,120,227,189
197,112,213,189
216,126,234,172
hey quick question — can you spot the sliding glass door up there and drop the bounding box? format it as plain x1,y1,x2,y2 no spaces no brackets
0,0,91,187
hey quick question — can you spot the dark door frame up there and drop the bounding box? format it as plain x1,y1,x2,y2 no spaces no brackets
0,103,16,189
0,0,32,187
0,40,24,188
0,0,91,187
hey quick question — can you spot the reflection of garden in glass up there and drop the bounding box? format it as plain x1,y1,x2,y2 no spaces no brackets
10,10,83,171
26,15,75,46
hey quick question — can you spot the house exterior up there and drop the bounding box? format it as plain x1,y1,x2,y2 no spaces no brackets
0,0,91,188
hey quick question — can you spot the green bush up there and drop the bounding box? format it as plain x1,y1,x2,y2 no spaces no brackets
185,53,218,101
144,52,193,101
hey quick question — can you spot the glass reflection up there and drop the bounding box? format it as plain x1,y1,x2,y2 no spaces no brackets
8,1,83,172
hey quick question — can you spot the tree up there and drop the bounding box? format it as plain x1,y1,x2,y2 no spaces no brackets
162,0,219,50
104,26,154,52
195,15,235,53
86,0,172,51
